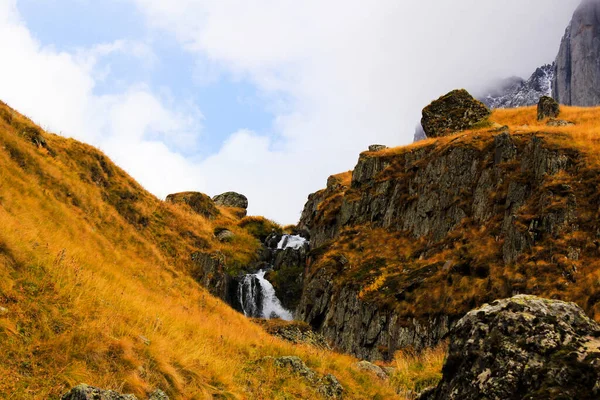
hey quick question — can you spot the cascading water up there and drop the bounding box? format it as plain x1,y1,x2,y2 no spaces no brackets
236,234,308,320
237,270,293,320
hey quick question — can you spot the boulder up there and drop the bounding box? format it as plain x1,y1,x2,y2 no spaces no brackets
537,96,560,120
368,144,388,152
553,0,600,106
214,228,235,242
165,192,219,219
546,118,574,127
420,295,600,400
354,360,388,380
265,356,344,398
212,192,248,217
61,384,137,400
421,89,490,138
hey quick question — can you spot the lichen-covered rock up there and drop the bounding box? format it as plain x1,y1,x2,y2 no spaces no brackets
354,360,388,380
212,192,248,213
61,384,137,400
546,118,574,127
537,96,560,121
148,390,169,400
368,144,388,152
420,295,600,400
421,89,490,138
165,191,219,219
553,0,600,106
266,356,344,398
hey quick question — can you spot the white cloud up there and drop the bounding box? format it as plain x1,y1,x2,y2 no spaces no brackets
131,0,581,223
1,0,583,223
0,0,203,199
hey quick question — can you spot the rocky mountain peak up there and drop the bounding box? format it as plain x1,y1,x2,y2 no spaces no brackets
553,0,600,106
480,64,554,109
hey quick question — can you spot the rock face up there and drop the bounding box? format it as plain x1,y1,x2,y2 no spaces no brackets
420,295,600,400
296,128,593,360
421,89,490,138
212,192,248,216
480,64,554,109
537,96,560,120
165,191,219,219
553,0,600,106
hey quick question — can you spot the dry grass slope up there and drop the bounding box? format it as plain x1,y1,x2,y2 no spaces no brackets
0,101,421,399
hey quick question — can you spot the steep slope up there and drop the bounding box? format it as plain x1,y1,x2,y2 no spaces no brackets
297,105,600,360
0,101,401,399
553,0,600,106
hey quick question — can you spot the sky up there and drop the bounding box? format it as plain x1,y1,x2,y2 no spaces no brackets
0,0,581,223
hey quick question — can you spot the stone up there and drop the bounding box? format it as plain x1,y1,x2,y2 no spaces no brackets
546,118,575,127
165,192,219,219
368,144,388,152
212,192,248,212
553,0,600,106
215,228,234,242
354,360,388,380
266,356,344,398
317,374,344,398
419,295,600,400
421,89,490,138
61,384,137,400
148,390,169,400
537,96,560,120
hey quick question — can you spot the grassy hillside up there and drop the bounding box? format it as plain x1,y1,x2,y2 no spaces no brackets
304,105,600,323
0,101,425,399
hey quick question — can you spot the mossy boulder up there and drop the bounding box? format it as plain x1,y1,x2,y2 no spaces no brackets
537,96,560,121
420,295,600,400
213,192,248,217
421,89,490,138
166,191,219,219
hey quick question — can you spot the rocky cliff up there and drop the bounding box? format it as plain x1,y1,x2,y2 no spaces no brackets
480,64,554,109
297,106,600,360
553,0,600,106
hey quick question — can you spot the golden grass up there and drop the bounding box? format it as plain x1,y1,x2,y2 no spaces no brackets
0,102,426,399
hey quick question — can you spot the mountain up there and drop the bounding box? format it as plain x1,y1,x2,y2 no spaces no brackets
553,0,600,106
295,102,600,361
480,64,554,109
0,101,402,399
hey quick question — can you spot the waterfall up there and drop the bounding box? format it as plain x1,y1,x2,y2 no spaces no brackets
237,270,293,321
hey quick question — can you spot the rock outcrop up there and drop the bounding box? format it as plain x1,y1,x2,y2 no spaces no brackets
480,64,554,109
213,191,248,217
421,89,490,138
553,0,600,106
537,96,560,120
165,191,219,219
264,356,344,398
420,295,600,400
62,384,169,400
296,126,595,360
